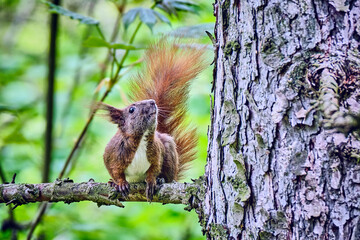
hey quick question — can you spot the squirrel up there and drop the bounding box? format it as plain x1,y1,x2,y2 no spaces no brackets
98,40,207,201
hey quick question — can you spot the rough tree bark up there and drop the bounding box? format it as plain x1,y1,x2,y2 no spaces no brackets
1,1,360,239
201,0,360,239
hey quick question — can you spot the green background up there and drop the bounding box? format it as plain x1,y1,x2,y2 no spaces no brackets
0,0,214,239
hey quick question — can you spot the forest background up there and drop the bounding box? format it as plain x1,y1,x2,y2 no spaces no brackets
0,0,214,239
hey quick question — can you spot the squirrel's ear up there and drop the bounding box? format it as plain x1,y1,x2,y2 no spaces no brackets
96,102,125,126
107,106,125,126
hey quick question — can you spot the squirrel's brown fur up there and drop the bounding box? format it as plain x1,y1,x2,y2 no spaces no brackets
101,40,206,201
130,40,207,179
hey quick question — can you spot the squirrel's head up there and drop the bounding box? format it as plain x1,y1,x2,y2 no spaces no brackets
99,99,158,136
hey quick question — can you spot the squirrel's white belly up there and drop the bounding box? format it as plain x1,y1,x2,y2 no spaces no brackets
125,135,150,182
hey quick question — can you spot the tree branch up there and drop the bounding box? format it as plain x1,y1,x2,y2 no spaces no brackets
0,180,199,208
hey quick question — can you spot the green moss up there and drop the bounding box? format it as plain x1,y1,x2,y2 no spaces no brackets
259,231,274,239
184,177,206,212
230,148,251,202
227,176,251,202
209,223,228,239
4,184,29,206
233,160,245,176
256,133,266,148
261,38,277,55
227,176,245,190
221,100,240,146
289,61,308,83
197,210,209,234
185,186,198,196
223,0,230,9
233,42,240,51
276,211,286,222
224,41,241,56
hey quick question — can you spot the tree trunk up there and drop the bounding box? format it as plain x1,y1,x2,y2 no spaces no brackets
202,0,360,239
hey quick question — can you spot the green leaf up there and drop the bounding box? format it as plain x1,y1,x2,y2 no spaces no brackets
156,0,199,16
123,7,172,30
123,8,141,29
172,2,197,13
153,11,171,26
109,43,138,50
175,0,197,4
0,105,15,113
139,8,157,30
83,37,110,48
168,23,214,38
156,1,177,16
44,1,99,25
84,37,139,50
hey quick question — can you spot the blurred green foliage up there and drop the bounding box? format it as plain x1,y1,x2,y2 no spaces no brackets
0,0,214,239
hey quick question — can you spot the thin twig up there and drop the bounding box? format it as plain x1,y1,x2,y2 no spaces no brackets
43,0,61,183
97,7,123,82
26,203,48,240
110,49,116,79
11,173,16,184
92,9,123,102
122,57,144,68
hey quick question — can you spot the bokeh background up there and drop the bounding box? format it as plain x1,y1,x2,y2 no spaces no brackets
0,0,214,239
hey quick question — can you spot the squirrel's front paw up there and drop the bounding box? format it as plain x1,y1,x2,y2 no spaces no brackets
146,179,156,202
108,179,130,197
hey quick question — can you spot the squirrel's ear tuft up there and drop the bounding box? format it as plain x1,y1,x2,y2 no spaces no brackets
95,102,125,126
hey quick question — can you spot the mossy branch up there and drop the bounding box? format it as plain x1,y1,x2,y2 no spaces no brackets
0,179,201,209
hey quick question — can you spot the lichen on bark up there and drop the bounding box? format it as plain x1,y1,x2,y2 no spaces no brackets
207,0,360,239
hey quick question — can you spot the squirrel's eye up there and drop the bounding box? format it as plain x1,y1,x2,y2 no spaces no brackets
129,107,135,113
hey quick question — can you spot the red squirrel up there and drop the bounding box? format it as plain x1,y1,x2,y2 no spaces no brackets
99,40,206,201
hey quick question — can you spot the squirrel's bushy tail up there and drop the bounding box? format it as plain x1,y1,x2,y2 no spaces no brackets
130,39,207,180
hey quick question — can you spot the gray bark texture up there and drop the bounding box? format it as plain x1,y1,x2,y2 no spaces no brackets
202,0,360,239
